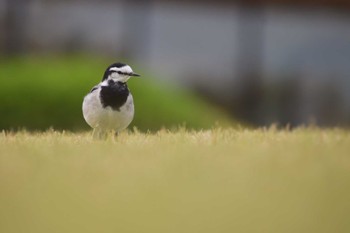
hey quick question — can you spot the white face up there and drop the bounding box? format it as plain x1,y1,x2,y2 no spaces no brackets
108,65,134,83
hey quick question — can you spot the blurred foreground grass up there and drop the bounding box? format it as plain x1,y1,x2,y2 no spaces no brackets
0,56,231,131
1,128,350,233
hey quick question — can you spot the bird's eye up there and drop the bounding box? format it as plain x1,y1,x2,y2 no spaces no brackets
116,71,122,74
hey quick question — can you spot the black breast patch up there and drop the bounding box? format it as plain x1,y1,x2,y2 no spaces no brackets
100,80,129,111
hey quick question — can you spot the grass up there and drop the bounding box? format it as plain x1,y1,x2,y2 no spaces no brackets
1,128,350,233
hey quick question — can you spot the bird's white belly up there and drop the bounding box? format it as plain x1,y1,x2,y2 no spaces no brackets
83,91,134,132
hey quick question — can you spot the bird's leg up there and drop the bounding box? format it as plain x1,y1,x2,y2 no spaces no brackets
92,128,100,140
93,128,107,140
113,131,120,141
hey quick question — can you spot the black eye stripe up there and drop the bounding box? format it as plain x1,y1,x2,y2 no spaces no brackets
112,70,131,76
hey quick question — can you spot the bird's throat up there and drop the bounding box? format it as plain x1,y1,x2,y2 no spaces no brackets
100,80,129,111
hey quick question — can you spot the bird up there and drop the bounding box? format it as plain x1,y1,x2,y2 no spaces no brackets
82,62,140,138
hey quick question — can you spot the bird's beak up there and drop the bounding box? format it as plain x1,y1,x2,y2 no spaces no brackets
130,72,140,77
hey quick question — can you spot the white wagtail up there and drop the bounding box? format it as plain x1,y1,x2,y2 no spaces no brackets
82,62,140,138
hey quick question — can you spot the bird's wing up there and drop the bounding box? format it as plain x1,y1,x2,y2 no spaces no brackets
90,85,100,93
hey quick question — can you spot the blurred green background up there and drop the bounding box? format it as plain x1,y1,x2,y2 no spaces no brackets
0,56,232,131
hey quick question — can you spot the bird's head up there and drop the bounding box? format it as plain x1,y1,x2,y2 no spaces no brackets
102,62,140,83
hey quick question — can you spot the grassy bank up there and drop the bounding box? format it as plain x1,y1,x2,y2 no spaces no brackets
0,128,350,233
0,56,232,131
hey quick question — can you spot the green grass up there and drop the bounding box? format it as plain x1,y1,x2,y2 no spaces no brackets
0,55,232,131
1,128,350,233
